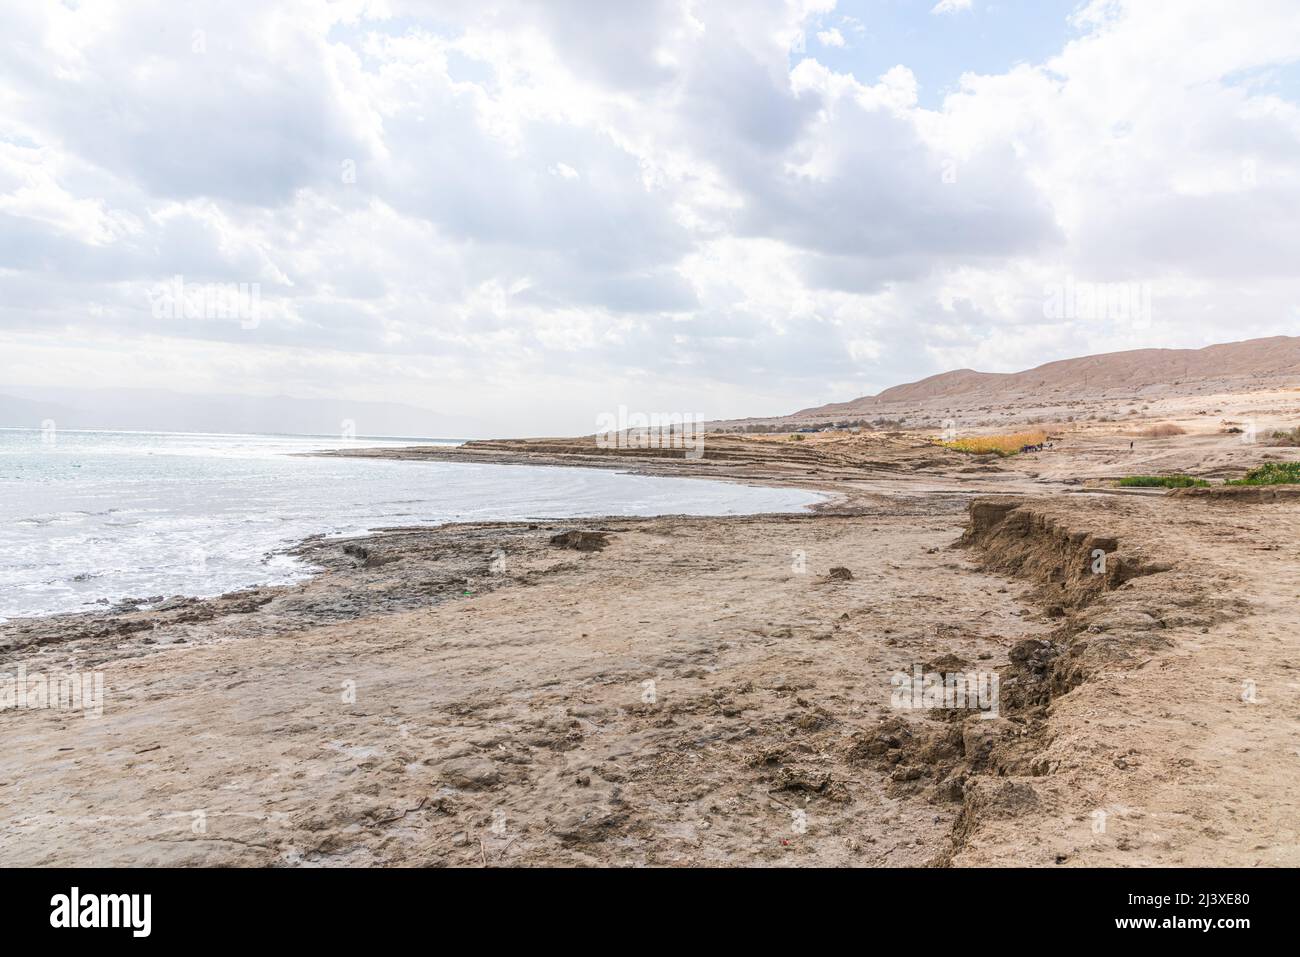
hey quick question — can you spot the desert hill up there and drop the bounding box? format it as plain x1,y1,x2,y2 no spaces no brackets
797,336,1300,418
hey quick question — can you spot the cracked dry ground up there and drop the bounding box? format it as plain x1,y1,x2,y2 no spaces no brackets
2,500,1051,866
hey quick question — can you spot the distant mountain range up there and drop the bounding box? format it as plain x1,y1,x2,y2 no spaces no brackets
0,387,478,439
796,336,1300,417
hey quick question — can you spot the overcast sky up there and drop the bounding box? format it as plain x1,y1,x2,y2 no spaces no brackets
2,0,1299,436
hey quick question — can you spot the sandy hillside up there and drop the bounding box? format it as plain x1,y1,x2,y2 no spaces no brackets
705,336,1300,435
798,335,1300,415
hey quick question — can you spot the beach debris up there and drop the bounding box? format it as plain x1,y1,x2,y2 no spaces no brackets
549,530,611,551
437,757,503,791
922,653,968,673
825,566,854,581
341,542,396,568
553,809,630,845
846,716,914,763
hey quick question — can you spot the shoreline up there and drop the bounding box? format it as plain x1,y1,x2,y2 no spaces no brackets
1,449,831,628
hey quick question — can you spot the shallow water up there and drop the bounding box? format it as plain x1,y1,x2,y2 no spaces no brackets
0,429,822,620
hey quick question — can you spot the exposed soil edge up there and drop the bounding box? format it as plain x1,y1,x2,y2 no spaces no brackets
848,496,1241,866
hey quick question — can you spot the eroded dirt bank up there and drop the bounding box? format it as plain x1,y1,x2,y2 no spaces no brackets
3,437,1298,866
943,495,1299,866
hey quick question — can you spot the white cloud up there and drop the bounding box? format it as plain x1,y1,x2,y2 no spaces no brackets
1,0,1299,433
931,0,974,15
817,28,845,47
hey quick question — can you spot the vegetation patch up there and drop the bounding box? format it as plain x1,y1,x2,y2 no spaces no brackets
1225,461,1300,486
935,431,1047,457
1116,474,1209,488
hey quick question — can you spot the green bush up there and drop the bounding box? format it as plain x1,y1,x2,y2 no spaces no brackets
1116,475,1209,488
1225,461,1300,486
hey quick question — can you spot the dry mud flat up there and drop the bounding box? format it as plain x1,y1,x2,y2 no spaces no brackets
3,478,1298,866
1,495,1039,866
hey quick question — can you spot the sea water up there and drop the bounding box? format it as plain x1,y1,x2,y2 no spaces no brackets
0,429,822,620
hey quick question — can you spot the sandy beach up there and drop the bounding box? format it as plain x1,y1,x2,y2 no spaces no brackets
4,386,1299,868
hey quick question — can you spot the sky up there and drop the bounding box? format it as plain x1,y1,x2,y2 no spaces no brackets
2,0,1299,436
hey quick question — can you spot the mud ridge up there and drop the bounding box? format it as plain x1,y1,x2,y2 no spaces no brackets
849,495,1241,866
